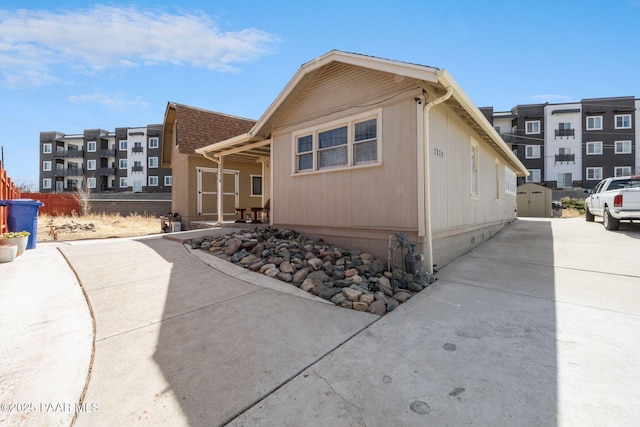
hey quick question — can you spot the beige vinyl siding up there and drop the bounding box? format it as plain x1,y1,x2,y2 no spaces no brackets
274,62,422,130
428,104,517,232
272,99,418,231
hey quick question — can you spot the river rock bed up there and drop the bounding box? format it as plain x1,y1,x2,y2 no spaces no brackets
186,227,434,316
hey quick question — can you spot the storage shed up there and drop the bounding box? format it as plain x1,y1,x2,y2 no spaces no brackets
517,183,552,217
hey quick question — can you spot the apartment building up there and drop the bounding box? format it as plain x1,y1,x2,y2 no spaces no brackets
483,96,638,189
39,124,172,193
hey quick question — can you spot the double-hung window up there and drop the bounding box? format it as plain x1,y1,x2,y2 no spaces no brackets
294,110,380,173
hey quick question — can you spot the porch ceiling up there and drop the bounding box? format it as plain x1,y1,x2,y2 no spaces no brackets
201,138,271,162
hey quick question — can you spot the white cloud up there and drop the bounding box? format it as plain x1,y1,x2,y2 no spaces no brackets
68,90,149,109
0,5,279,88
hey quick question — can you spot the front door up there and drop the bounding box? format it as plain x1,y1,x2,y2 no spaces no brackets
196,167,239,218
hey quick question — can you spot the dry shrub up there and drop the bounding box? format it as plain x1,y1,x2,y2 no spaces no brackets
38,213,160,242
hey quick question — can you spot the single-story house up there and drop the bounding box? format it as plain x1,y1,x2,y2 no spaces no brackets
161,103,267,222
195,51,529,273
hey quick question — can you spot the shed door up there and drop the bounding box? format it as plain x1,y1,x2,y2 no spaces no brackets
529,190,547,217
196,167,239,217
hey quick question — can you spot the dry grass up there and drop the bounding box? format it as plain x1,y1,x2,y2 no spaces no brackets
38,213,161,242
562,208,585,218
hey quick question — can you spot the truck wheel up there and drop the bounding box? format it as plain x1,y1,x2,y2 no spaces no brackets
603,207,620,231
585,206,594,222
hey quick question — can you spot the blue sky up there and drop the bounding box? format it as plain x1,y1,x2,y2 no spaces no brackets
1,0,639,189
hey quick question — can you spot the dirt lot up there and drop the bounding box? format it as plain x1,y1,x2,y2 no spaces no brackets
38,213,161,242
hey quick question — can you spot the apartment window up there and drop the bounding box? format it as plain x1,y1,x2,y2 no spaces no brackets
119,159,127,169
87,141,96,152
87,177,96,188
148,176,158,186
42,161,51,171
586,167,603,181
294,110,380,173
148,157,158,168
615,114,631,129
133,142,143,153
615,166,632,177
615,140,632,154
525,120,540,134
133,161,143,172
526,169,541,183
43,143,52,153
86,159,96,170
470,140,479,196
164,176,172,186
557,173,572,188
119,177,128,188
119,140,127,151
148,137,159,149
251,175,262,196
525,145,541,159
586,116,602,130
586,141,603,155
42,178,51,189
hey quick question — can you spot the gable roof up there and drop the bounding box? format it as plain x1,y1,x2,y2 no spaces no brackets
195,51,528,176
162,102,255,166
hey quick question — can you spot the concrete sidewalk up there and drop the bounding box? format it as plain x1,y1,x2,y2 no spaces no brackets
2,219,639,426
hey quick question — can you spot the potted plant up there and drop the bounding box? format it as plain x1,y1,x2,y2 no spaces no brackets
0,231,30,256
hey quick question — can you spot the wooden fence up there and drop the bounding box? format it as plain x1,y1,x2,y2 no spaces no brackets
0,163,21,234
27,193,80,216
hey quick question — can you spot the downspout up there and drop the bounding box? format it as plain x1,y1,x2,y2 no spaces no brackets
200,151,224,225
419,85,453,274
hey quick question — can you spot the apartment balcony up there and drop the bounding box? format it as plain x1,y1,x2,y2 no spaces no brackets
53,167,84,177
131,146,144,153
497,130,517,144
554,154,575,163
131,165,144,172
99,149,116,157
54,149,84,158
98,167,116,176
555,128,575,138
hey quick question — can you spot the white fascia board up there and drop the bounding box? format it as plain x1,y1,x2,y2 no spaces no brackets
437,69,529,176
195,133,254,155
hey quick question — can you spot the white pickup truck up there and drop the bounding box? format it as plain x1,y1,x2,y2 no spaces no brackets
585,176,640,230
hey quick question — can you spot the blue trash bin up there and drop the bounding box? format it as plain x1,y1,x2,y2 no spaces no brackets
5,199,45,250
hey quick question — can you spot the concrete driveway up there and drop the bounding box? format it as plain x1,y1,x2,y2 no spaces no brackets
3,217,637,426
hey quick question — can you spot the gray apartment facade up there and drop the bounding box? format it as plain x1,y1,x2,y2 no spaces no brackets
39,124,172,194
483,96,639,189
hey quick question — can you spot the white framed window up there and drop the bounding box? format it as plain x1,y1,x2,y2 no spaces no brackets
87,177,96,188
615,114,631,129
164,175,172,186
494,159,500,200
504,166,516,196
87,159,96,170
525,120,540,134
119,159,127,169
615,140,632,154
119,177,128,188
526,169,541,183
586,167,603,181
148,157,158,168
586,141,603,155
250,175,262,196
87,141,96,152
586,116,602,130
42,178,51,189
470,139,479,197
525,145,541,159
148,176,158,186
119,140,127,151
293,110,381,173
615,166,632,177
43,143,52,153
148,137,159,149
42,161,51,171
557,173,572,188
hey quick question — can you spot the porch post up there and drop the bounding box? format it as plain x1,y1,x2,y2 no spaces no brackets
217,156,224,225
